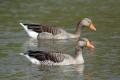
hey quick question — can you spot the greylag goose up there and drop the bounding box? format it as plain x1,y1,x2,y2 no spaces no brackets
20,18,96,39
20,38,95,65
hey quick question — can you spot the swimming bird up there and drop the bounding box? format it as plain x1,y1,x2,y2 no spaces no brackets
19,18,96,39
20,38,95,65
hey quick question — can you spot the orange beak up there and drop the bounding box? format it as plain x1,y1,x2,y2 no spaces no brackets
89,24,96,31
86,41,95,49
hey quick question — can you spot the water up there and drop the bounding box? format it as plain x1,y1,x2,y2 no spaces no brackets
0,0,120,80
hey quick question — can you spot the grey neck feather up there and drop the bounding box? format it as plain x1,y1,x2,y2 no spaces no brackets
75,46,83,57
74,45,84,64
75,22,83,35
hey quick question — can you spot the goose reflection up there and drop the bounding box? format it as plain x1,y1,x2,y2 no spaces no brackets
28,64,85,80
36,64,84,74
22,38,77,51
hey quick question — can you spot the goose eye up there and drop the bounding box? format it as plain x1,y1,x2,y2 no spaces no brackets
88,21,91,23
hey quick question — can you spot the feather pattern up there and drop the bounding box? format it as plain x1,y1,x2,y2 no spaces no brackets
24,24,62,35
26,50,65,63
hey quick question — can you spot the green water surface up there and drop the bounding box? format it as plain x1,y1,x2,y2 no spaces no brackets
0,0,120,80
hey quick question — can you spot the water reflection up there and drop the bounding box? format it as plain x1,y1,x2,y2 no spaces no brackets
22,38,78,52
25,64,85,80
37,64,84,74
23,38,38,51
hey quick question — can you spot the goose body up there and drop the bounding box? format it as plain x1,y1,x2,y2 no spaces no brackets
20,51,76,65
20,38,95,65
20,18,96,39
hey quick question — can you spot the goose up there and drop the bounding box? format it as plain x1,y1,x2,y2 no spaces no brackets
19,18,96,39
20,38,95,65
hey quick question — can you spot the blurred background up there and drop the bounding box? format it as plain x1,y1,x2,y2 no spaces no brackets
0,0,120,80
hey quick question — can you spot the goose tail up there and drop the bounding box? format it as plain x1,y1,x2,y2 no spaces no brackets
19,23,38,39
20,23,28,31
19,53,25,56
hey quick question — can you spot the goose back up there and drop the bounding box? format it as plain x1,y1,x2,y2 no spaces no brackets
26,50,65,63
24,24,62,35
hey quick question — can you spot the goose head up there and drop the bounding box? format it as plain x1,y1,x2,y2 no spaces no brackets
78,18,96,31
77,38,95,49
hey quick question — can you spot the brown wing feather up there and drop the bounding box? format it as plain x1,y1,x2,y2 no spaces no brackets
24,24,62,35
27,50,65,63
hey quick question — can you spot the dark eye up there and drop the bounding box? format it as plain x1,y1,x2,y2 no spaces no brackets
88,21,90,23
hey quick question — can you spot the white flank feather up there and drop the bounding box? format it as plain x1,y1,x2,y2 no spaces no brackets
19,52,40,64
19,23,38,39
19,53,25,56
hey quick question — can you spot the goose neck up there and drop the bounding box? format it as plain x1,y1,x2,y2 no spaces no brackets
74,46,84,64
75,22,83,35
